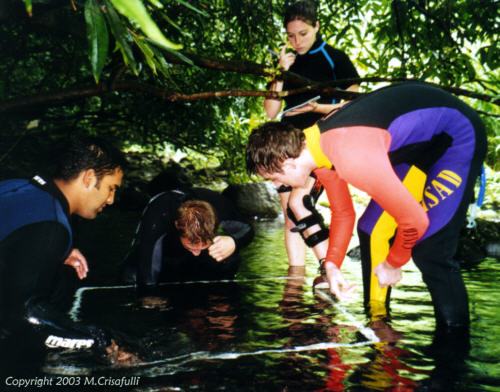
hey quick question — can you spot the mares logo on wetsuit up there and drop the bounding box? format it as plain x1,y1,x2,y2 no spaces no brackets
421,169,462,211
45,335,94,349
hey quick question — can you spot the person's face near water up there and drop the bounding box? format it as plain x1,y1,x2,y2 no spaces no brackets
259,158,311,189
78,168,123,219
180,236,211,256
286,19,319,55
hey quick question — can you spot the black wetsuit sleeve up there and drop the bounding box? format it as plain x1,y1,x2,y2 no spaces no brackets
122,193,177,287
219,219,254,251
0,222,109,347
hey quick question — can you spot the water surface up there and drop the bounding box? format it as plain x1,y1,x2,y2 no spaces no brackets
3,218,500,391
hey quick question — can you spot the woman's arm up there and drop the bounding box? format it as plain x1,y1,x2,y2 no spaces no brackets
264,79,284,119
264,46,297,119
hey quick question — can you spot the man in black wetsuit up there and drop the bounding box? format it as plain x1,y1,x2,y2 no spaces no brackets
0,137,124,351
121,187,254,291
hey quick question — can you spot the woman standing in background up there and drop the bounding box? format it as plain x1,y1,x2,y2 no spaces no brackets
264,1,360,268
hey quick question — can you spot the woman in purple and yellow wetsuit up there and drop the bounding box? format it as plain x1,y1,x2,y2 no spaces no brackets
246,82,487,331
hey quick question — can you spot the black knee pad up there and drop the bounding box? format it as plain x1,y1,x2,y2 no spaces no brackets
277,185,293,194
287,194,329,248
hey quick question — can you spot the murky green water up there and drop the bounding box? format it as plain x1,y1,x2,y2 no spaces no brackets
2,217,500,391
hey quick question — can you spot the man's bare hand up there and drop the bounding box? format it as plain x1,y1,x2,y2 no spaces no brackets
208,236,236,262
374,261,402,288
63,248,88,279
325,262,357,301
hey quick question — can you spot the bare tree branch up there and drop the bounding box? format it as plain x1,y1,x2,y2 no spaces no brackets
0,75,498,115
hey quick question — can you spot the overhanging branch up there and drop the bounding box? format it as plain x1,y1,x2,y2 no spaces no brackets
0,77,498,115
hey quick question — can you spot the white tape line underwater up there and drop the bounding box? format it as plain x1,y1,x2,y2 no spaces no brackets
69,276,301,321
127,339,375,371
69,277,379,345
314,289,379,343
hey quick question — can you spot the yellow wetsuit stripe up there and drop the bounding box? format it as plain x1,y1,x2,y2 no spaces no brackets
303,125,332,169
368,165,427,319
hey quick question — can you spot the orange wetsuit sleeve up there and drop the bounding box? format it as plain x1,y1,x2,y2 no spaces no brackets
313,167,356,268
319,126,429,268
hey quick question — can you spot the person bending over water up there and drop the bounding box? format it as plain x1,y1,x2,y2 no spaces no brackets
247,82,486,335
0,137,133,360
121,187,254,294
264,1,360,268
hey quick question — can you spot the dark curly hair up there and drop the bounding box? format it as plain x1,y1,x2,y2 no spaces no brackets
54,137,125,185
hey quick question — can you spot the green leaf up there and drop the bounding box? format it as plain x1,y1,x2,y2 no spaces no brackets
133,36,157,75
147,0,163,8
148,45,176,78
175,0,209,17
103,0,139,75
146,38,194,66
84,0,109,83
160,11,184,34
109,0,182,50
22,0,32,17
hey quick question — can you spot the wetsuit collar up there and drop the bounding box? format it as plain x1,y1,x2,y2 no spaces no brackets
303,125,332,169
304,36,325,55
30,175,71,218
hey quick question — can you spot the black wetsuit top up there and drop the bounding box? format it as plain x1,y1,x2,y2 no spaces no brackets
0,176,109,348
281,36,359,130
121,188,254,288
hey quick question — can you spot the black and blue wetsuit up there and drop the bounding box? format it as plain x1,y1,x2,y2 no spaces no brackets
0,175,109,349
121,188,254,290
282,36,359,130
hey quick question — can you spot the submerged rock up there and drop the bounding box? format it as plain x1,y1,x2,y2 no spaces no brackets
485,242,500,258
148,162,193,196
222,182,282,219
455,218,500,267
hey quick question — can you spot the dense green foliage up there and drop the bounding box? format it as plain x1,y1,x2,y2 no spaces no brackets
0,0,499,185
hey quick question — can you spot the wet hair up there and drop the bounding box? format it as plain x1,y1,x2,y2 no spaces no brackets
245,121,305,175
284,1,318,28
54,137,125,185
175,200,218,244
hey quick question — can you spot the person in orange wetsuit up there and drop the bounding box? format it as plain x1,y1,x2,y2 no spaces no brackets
246,82,486,333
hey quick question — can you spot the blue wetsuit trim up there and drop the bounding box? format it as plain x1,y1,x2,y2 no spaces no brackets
477,165,486,207
308,41,337,103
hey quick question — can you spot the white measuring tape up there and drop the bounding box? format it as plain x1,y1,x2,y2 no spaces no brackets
69,276,379,354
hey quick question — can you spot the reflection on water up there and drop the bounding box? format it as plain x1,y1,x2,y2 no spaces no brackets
2,220,500,391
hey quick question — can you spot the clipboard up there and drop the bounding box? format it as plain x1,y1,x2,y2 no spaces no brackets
278,95,321,119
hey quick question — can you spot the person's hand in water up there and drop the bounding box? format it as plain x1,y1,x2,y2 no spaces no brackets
64,248,88,279
139,296,169,310
106,339,141,366
324,262,357,301
374,261,402,288
208,236,236,262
